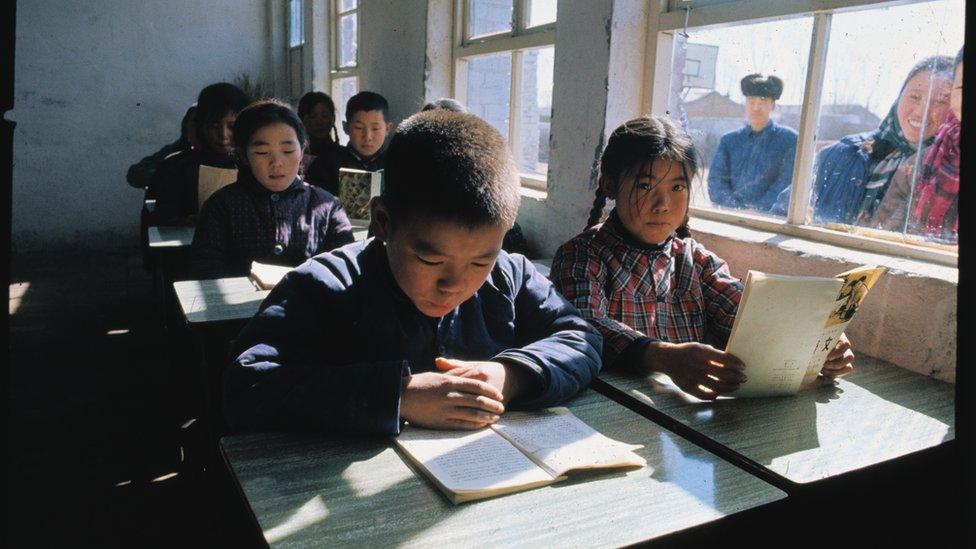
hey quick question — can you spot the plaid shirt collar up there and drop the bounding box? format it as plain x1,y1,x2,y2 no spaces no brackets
597,210,676,260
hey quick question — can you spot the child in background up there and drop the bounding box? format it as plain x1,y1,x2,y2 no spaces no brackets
127,104,197,189
224,110,601,434
305,90,392,195
551,116,855,400
190,99,354,279
150,82,250,224
298,91,342,191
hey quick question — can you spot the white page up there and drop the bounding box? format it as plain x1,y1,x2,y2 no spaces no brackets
249,261,292,290
396,427,554,493
727,272,843,397
492,408,646,476
198,165,238,210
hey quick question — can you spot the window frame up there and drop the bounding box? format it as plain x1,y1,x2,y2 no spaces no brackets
643,0,959,266
330,0,359,87
453,0,557,192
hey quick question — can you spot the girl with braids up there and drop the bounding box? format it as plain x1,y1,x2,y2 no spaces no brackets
299,91,343,192
552,116,855,400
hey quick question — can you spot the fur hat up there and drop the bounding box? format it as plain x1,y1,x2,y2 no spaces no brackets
740,74,784,100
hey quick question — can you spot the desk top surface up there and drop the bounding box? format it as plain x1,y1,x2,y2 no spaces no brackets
147,225,195,248
597,356,954,484
173,277,267,325
221,389,785,548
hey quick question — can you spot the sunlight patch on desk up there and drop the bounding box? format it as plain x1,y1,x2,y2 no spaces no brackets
113,480,132,487
106,328,130,336
9,282,29,315
341,448,413,497
264,495,329,544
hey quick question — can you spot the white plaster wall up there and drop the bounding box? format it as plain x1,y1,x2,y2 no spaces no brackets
11,0,273,252
518,0,615,258
691,219,957,382
358,0,429,126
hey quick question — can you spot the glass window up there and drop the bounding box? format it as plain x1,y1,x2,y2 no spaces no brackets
331,77,359,144
809,0,964,246
465,53,513,140
289,0,304,48
516,47,554,176
672,17,813,219
468,0,514,39
338,13,358,68
526,0,556,28
339,0,356,11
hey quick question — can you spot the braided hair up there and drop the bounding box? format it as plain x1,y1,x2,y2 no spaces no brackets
586,116,699,239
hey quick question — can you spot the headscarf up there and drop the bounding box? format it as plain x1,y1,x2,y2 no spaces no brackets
911,112,960,240
855,102,920,222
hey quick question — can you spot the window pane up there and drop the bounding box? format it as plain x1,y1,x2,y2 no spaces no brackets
339,13,357,67
517,47,554,178
339,0,356,11
331,77,359,144
526,0,556,28
809,0,963,247
671,17,813,219
289,0,304,48
465,53,513,140
468,0,513,40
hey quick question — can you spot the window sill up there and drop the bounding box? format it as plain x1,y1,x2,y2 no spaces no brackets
519,178,548,200
688,217,957,284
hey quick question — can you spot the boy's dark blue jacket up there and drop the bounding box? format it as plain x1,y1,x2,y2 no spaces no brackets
224,238,603,436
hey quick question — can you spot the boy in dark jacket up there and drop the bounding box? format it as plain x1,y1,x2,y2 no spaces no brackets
224,110,602,435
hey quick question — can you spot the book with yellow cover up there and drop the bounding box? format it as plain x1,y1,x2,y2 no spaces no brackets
395,407,647,504
726,265,886,397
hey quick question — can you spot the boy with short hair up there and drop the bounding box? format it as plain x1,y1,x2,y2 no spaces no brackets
224,110,602,434
339,90,392,171
306,90,391,194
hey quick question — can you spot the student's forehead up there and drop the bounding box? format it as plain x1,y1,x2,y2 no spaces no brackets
349,109,387,124
635,158,686,180
398,217,505,255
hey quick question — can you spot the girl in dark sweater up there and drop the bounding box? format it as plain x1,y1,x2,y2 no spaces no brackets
190,99,354,279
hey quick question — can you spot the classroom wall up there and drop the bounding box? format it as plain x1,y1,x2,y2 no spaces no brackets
10,0,274,252
358,0,429,127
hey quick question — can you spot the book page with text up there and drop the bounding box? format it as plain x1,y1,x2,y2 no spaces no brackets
492,408,646,476
396,427,555,497
801,266,886,384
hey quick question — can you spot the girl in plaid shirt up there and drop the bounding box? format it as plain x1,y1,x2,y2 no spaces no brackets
552,116,855,400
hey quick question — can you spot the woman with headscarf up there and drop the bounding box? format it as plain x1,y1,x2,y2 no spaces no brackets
902,47,962,243
803,56,954,226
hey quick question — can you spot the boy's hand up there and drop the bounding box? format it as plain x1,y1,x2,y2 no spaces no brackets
400,372,505,430
821,333,855,378
435,357,533,405
643,341,747,400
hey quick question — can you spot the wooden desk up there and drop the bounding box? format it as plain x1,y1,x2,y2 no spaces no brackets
174,277,268,327
221,389,785,547
148,225,195,248
595,356,954,486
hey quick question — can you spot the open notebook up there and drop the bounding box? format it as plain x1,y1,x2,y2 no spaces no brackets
396,407,647,504
249,261,292,290
727,265,886,397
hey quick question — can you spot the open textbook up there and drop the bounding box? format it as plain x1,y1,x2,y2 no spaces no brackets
727,265,886,397
395,407,647,504
338,168,383,220
197,165,238,211
249,261,292,290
